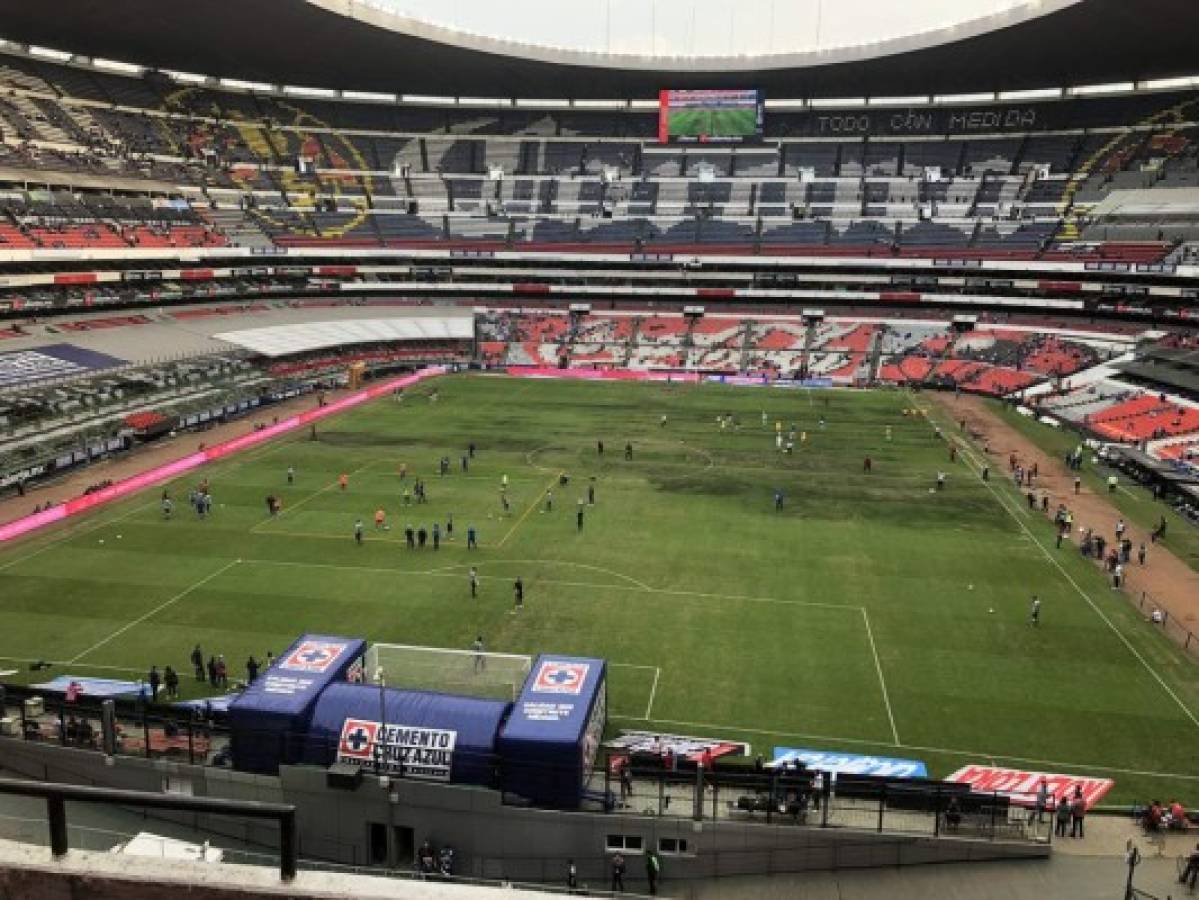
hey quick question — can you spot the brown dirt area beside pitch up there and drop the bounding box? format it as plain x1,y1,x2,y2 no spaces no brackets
0,388,350,528
930,392,1199,645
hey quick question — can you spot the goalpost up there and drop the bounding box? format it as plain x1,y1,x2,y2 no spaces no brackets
364,642,533,702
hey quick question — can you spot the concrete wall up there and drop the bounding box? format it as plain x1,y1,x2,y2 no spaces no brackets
0,838,537,900
0,739,1049,892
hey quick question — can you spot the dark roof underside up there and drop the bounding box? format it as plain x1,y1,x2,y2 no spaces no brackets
1,0,1196,99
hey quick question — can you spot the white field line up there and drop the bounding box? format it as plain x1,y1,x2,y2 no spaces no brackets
645,667,661,720
607,714,1199,782
862,609,900,746
0,500,158,574
251,458,377,533
495,473,561,549
913,394,1199,730
237,557,858,611
0,656,148,675
67,559,241,664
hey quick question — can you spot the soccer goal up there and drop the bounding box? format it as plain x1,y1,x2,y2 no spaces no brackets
364,642,533,702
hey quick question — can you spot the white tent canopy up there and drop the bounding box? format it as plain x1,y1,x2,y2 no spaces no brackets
214,317,474,358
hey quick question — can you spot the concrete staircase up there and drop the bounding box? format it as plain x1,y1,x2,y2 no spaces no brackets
203,208,274,250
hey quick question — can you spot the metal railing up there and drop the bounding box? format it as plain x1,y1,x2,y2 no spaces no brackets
0,777,297,880
601,763,1048,843
1134,589,1199,659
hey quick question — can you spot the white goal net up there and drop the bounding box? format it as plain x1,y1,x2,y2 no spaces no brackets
364,642,533,702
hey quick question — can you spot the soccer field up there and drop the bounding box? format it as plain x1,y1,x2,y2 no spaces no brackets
667,107,757,138
1,375,1196,804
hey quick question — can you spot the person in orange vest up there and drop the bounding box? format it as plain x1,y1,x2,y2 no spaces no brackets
374,508,386,530
339,473,348,491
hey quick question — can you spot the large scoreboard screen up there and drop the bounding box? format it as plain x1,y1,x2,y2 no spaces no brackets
658,89,763,143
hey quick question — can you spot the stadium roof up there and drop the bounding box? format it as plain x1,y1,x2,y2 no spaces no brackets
1,0,1198,100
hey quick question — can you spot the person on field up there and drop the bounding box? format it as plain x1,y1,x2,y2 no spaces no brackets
354,519,364,545
577,499,585,531
374,508,386,530
1028,596,1041,626
625,443,633,461
287,465,295,485
473,635,485,672
545,490,553,513
469,567,479,598
163,666,179,699
246,656,260,684
191,644,205,682
207,656,217,687
432,522,441,550
774,489,784,511
467,525,478,549
513,577,524,612
339,473,348,491
417,526,427,549
405,524,415,549
588,478,596,505
597,440,604,456
148,666,161,702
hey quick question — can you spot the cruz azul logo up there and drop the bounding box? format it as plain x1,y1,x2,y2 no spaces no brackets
338,719,380,760
280,641,346,673
336,719,458,781
532,661,589,695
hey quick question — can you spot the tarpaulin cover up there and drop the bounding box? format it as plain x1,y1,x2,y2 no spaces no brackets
497,655,607,808
305,683,510,787
229,634,366,774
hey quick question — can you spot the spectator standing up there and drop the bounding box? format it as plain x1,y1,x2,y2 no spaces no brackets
645,849,661,895
1180,842,1199,889
1054,795,1071,838
1070,787,1086,838
247,656,260,684
566,859,578,892
163,666,179,700
610,853,626,892
148,665,161,702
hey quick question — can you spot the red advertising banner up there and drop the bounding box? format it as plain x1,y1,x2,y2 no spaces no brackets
945,765,1114,810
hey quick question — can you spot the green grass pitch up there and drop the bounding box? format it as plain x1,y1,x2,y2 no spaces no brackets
667,107,757,138
1,375,1196,804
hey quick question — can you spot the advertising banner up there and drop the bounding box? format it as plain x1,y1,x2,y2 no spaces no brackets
607,731,750,762
770,747,929,779
336,719,457,781
945,765,1114,809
